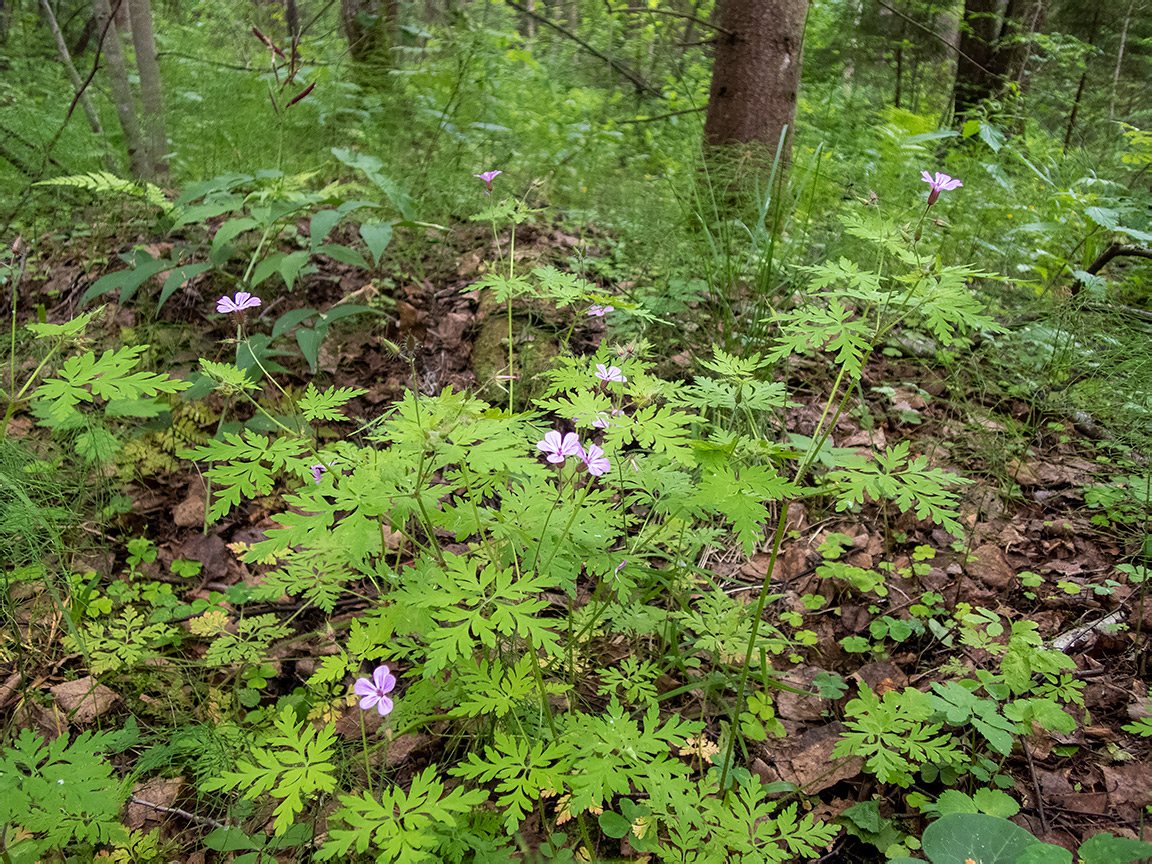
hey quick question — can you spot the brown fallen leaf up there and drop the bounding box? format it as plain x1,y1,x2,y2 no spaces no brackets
1100,763,1152,823
972,543,1014,589
125,776,185,830
172,487,206,527
770,722,862,794
50,677,119,724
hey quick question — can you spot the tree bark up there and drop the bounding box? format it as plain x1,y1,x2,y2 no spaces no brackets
703,0,805,153
286,0,300,41
127,0,167,179
93,0,146,177
952,0,1003,116
1109,0,1135,120
113,0,130,33
38,0,117,169
341,0,398,63
894,22,905,108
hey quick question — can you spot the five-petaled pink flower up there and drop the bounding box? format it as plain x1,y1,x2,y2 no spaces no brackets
592,409,626,429
354,665,396,716
920,171,962,206
579,442,611,477
216,291,262,314
473,170,502,194
310,464,326,485
588,304,614,317
595,363,626,384
537,430,582,464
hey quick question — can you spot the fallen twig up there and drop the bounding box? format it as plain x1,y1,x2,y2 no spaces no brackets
129,795,228,830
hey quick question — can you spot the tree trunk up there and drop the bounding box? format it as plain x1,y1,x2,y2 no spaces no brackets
703,0,805,154
1063,69,1086,153
93,0,146,177
113,0,130,32
952,0,1002,116
341,0,399,63
894,23,905,108
286,0,300,41
39,0,117,170
127,0,167,179
1109,0,1135,120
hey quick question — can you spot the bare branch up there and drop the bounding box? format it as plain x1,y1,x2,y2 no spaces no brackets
607,5,731,35
502,0,662,97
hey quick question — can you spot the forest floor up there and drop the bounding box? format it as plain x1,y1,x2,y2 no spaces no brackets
6,217,1152,862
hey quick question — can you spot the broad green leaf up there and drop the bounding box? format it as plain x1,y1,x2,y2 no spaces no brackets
271,307,319,339
314,243,368,269
209,217,258,264
598,811,632,839
82,252,171,306
922,813,1036,864
359,221,392,267
1014,843,1072,864
1077,832,1152,864
310,209,342,251
159,261,212,310
297,327,323,373
279,250,312,292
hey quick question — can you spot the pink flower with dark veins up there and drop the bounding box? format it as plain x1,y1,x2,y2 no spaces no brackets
354,665,396,716
588,304,614,317
537,430,582,464
473,170,502,194
216,292,262,314
920,171,962,206
592,409,627,429
578,442,611,477
595,363,626,384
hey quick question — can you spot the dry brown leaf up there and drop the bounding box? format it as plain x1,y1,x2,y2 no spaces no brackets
50,677,119,724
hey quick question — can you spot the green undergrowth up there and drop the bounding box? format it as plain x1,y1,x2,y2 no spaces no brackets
6,164,1151,864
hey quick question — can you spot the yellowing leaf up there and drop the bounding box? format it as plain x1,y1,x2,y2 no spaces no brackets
189,608,228,636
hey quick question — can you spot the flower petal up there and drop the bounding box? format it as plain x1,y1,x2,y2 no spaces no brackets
373,665,395,693
375,694,394,716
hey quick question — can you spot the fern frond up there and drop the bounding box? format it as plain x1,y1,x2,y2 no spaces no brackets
34,171,172,213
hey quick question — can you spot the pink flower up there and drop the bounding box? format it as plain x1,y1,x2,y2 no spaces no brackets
216,291,262,314
473,170,502,194
592,409,626,429
595,363,626,384
578,442,611,477
354,665,396,716
920,170,962,206
537,430,582,464
588,304,614,317
310,464,326,485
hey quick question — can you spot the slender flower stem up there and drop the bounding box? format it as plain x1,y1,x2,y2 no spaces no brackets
359,710,374,795
717,352,865,794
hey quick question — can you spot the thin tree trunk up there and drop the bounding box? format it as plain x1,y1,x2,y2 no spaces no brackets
113,0,130,32
1109,0,1135,120
127,0,167,179
894,22,905,108
1063,70,1086,153
286,0,300,41
1015,0,1044,88
93,0,146,177
39,0,116,169
953,0,1001,116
